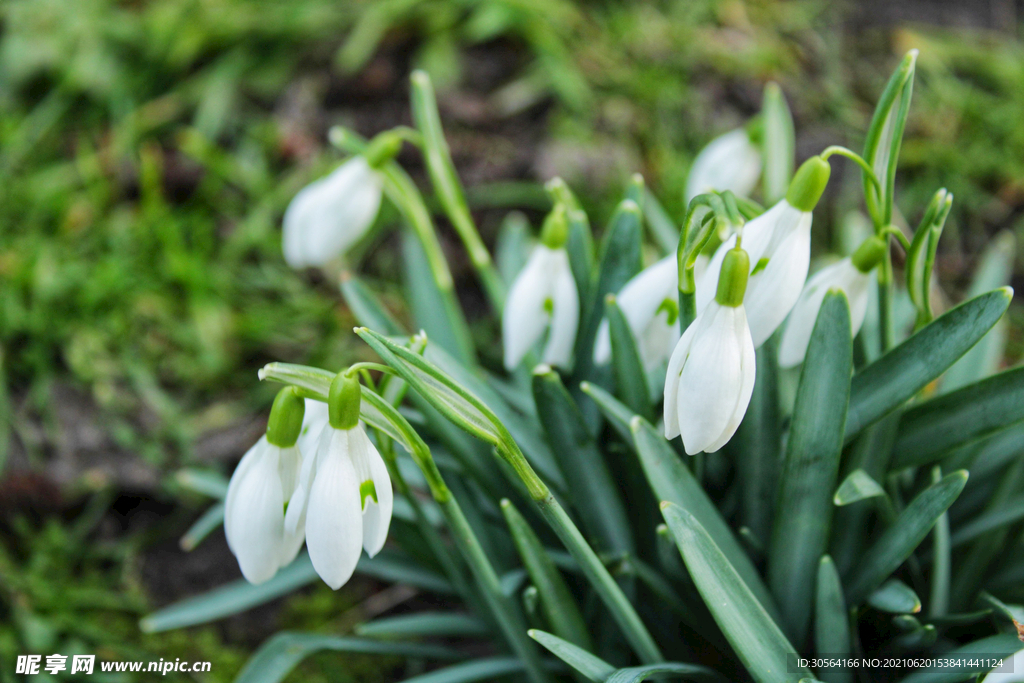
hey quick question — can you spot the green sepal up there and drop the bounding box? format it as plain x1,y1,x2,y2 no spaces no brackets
850,236,887,273
541,203,570,249
266,386,306,448
329,372,362,430
785,156,831,212
715,247,750,307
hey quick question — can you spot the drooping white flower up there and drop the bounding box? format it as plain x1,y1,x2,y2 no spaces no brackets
685,128,762,202
664,247,756,455
502,210,579,370
593,255,708,372
284,375,392,590
777,236,886,367
696,156,831,347
283,156,385,269
224,436,304,584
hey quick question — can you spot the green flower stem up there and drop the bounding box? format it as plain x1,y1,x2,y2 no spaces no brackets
928,467,951,618
410,70,506,312
877,243,895,350
498,440,664,664
881,226,911,252
820,146,882,196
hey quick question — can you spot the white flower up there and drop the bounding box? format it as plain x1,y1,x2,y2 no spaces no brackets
225,436,304,584
663,297,756,455
593,255,708,372
296,398,329,457
778,257,873,368
685,128,762,202
696,199,812,348
503,244,579,370
284,422,393,590
282,156,384,269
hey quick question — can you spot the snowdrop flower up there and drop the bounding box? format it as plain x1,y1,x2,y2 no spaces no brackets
503,205,579,370
778,236,886,367
685,127,762,202
665,246,756,455
593,255,708,371
282,132,402,269
284,373,393,590
697,156,831,347
225,388,306,584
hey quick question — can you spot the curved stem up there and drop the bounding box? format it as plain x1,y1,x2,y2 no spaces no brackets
820,145,882,196
346,362,399,377
881,226,911,253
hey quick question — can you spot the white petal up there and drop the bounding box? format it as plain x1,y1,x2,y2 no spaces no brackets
349,426,393,557
503,246,557,369
282,157,383,268
594,256,678,366
744,212,812,347
285,422,328,535
542,252,579,368
685,128,762,201
845,269,873,336
703,307,756,453
296,399,329,459
225,443,285,584
224,437,266,556
305,429,364,590
277,445,306,567
663,319,698,439
777,262,840,368
677,303,747,455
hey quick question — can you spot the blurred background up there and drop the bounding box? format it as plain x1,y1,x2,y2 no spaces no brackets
1,0,1022,680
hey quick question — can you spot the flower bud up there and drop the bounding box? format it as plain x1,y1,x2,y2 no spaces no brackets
715,247,750,308
329,372,362,430
540,203,570,249
266,387,306,447
850,235,887,273
786,156,831,212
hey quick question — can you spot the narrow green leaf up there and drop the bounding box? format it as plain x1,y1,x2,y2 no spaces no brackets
845,471,968,603
643,187,680,254
833,470,886,506
496,211,533,287
762,82,795,205
769,292,852,645
179,503,224,552
356,612,488,639
815,557,852,683
632,417,780,620
893,363,1024,468
906,189,952,327
899,634,1021,683
978,592,1024,624
529,629,616,683
944,231,1016,391
867,579,921,614
737,340,782,545
566,206,596,310
661,503,808,683
929,469,951,619
340,271,405,336
401,657,552,683
950,499,1024,548
605,663,726,683
845,288,1013,442
235,632,462,683
579,380,633,443
605,295,652,419
501,499,592,650
174,468,228,499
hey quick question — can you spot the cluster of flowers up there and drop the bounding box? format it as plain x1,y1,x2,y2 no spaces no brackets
229,123,886,587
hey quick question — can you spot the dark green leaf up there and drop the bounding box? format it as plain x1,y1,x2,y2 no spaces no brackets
529,629,615,683
867,580,921,614
340,271,405,336
605,662,726,683
737,340,782,545
815,557,852,683
179,503,224,552
833,470,886,506
605,295,652,419
899,634,1021,683
356,612,488,639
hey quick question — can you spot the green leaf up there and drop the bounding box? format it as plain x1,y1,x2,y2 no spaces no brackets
950,498,1024,548
845,471,967,603
661,503,808,683
906,189,952,327
893,363,1024,468
643,187,680,254
605,663,726,683
579,380,634,443
762,82,795,205
899,634,1022,683
605,294,652,419
529,629,615,683
234,632,462,683
340,271,405,336
815,557,852,683
179,503,224,552
833,470,886,506
356,612,488,639
862,50,917,226
174,468,228,499
943,231,1016,391
845,288,1013,442
574,199,643,377
769,292,852,645
632,417,780,620
867,580,921,614
736,340,782,545
496,211,533,287
501,499,592,650
401,657,552,683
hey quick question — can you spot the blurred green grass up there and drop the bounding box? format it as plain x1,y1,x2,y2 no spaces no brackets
1,0,1023,678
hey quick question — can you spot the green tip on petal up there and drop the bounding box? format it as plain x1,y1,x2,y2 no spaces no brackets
851,235,888,273
266,386,306,448
360,480,378,509
786,156,831,212
540,203,569,249
715,247,750,307
329,371,362,430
